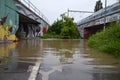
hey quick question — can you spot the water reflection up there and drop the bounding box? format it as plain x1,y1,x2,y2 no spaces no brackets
39,39,120,80
0,39,42,72
0,39,120,80
16,39,41,57
0,43,18,72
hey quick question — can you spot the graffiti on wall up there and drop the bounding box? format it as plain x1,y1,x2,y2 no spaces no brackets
0,24,18,43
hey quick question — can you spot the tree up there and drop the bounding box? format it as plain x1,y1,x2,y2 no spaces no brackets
94,0,103,12
46,14,79,39
60,14,79,39
48,19,64,35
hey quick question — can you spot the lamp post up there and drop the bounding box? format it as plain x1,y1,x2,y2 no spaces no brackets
104,0,107,30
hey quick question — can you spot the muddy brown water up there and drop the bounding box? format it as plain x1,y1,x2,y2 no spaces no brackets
0,39,120,80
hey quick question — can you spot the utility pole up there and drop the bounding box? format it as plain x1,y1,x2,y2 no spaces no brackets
104,0,107,30
67,9,69,17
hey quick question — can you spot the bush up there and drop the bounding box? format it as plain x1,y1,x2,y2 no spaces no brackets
42,33,61,39
87,23,120,57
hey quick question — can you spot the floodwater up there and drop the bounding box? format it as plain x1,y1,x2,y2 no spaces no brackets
0,39,120,80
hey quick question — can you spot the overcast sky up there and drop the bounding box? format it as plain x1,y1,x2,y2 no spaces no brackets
29,0,117,24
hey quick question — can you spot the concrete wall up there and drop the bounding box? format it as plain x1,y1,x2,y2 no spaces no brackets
0,0,19,34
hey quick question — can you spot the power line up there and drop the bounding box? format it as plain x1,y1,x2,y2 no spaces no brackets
67,9,94,17
68,9,94,13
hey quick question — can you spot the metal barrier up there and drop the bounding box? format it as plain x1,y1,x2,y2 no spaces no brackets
18,0,49,24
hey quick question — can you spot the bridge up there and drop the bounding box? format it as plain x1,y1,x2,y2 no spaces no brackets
0,0,49,40
15,0,49,38
77,2,120,38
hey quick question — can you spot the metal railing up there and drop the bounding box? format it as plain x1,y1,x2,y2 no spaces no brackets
18,0,49,24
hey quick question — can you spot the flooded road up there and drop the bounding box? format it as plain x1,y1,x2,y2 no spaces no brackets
0,39,120,80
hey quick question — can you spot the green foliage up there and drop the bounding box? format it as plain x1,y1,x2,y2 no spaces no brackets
42,33,61,39
48,20,64,35
43,14,79,39
87,23,120,57
94,0,103,12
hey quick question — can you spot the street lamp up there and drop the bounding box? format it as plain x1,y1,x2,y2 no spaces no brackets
104,0,107,30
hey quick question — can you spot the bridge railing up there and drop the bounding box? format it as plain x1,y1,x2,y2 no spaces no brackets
18,0,49,24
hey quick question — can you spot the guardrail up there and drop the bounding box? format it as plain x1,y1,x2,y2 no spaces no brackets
18,0,49,24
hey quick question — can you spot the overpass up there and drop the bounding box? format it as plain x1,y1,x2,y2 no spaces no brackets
77,2,120,38
15,0,49,38
0,0,49,40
